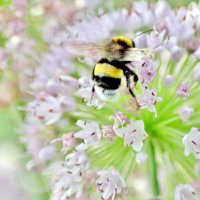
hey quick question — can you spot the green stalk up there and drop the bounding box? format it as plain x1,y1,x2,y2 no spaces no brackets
148,140,160,198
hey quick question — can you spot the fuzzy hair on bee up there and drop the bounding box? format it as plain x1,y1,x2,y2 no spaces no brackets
67,33,152,107
67,35,153,63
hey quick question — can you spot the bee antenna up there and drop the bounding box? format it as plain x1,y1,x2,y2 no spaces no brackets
133,29,153,40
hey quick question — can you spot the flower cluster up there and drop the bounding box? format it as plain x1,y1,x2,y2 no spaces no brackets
1,0,200,199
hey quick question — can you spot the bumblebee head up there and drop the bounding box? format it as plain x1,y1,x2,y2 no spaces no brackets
112,36,135,48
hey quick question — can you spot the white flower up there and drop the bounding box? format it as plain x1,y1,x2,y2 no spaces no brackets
115,120,147,152
175,184,198,200
54,170,83,200
137,87,162,117
38,145,56,161
179,106,194,122
193,65,200,82
147,31,165,52
195,46,200,60
183,127,200,159
74,120,102,151
63,151,89,176
163,74,174,86
59,96,77,112
96,169,126,200
170,45,184,62
76,81,105,109
28,93,62,125
136,152,148,164
52,151,89,200
78,76,92,88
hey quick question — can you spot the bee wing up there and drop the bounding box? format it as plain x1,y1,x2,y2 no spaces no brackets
66,40,106,58
119,48,153,62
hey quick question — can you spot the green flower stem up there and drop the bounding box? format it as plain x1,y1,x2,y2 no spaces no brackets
148,140,160,198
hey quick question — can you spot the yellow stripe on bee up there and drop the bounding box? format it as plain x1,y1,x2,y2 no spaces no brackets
94,63,123,78
112,36,133,47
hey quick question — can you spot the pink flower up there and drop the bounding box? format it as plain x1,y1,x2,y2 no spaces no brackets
137,87,162,117
135,58,159,86
176,83,190,98
191,180,200,197
62,133,76,153
45,79,61,95
102,125,115,142
110,111,129,131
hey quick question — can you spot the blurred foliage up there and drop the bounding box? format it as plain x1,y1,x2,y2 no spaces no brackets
0,32,8,47
168,0,199,7
0,106,21,140
0,0,12,7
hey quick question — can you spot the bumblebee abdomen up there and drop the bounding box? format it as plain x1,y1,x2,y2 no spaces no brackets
94,63,123,79
94,76,121,90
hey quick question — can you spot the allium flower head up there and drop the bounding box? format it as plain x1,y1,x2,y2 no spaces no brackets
4,0,200,199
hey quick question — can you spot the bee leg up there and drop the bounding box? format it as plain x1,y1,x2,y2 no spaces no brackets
124,71,140,109
90,85,95,104
122,65,138,86
133,73,138,87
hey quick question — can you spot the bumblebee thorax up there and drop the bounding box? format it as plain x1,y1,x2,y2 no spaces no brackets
105,36,134,60
112,36,134,48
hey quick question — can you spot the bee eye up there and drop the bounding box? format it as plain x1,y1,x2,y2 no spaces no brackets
132,40,136,48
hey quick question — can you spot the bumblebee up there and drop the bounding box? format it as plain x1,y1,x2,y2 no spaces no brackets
68,35,152,104
92,56,139,101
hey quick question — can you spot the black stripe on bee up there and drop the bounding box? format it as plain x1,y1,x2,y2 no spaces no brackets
98,58,131,69
93,75,121,90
